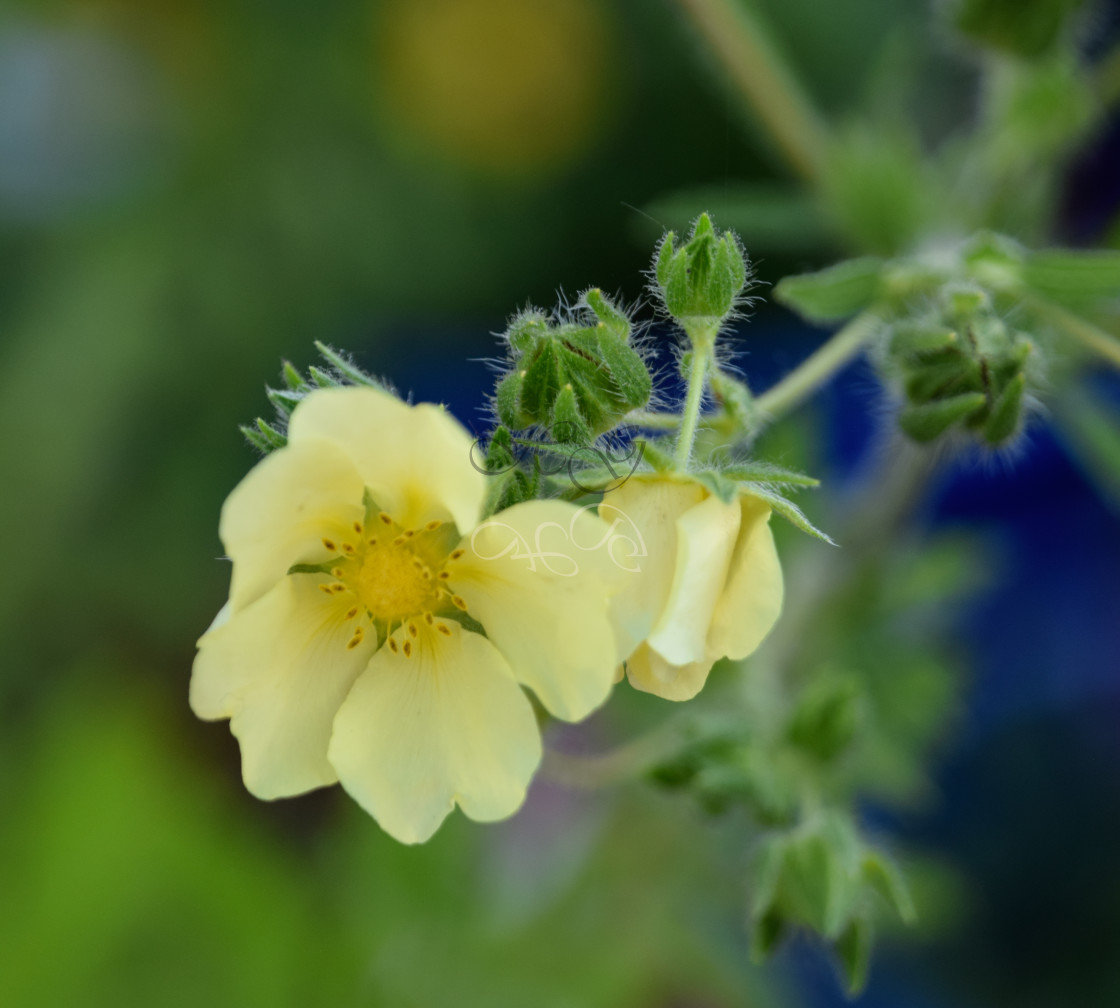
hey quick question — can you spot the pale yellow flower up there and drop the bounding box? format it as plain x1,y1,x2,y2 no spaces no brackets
191,386,622,843
602,473,783,701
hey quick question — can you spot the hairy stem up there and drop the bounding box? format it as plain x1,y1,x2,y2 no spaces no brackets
674,329,717,468
754,311,881,421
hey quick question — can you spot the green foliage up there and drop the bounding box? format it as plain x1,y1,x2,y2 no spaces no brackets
774,257,883,323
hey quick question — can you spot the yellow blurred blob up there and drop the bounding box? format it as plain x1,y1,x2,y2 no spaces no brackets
374,0,612,179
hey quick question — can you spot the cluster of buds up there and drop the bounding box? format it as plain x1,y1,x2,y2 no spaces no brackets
495,289,651,445
888,284,1034,446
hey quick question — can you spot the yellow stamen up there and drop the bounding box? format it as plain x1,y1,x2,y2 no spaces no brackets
403,640,412,657
322,538,337,551
436,622,452,636
425,520,442,531
451,595,467,610
388,638,398,653
379,512,393,525
449,549,465,561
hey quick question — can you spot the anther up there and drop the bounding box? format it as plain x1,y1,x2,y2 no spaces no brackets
388,638,398,654
378,512,393,525
345,607,359,619
425,520,442,531
346,629,364,650
403,640,412,657
322,538,337,551
330,583,347,594
423,612,434,625
449,549,465,561
332,567,343,578
451,595,467,610
341,542,356,555
438,571,450,580
404,529,415,538
367,538,378,547
436,623,452,636
318,584,334,595
407,622,418,638
392,535,406,546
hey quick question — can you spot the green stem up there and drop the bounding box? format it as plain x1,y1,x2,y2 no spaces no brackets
675,0,830,184
623,409,682,431
754,312,881,421
1026,296,1120,370
674,330,716,468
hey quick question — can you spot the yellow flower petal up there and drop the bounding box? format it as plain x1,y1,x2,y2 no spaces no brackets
328,622,541,844
600,476,706,659
221,437,365,612
646,491,741,666
288,386,485,534
625,642,713,702
191,575,377,799
707,494,784,661
448,500,621,721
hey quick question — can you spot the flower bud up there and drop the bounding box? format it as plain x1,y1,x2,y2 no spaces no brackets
654,213,750,330
496,290,651,442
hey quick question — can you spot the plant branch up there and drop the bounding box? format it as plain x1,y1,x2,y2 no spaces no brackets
754,311,882,421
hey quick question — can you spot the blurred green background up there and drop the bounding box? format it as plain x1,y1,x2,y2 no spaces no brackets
2,1,1119,1006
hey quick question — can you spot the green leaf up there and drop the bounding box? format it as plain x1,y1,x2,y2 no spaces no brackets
775,257,884,324
1022,248,1120,307
750,908,787,962
750,836,788,919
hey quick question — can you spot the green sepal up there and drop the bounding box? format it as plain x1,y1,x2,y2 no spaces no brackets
307,365,341,388
281,360,308,391
241,417,287,452
494,372,522,430
750,835,788,919
747,485,836,545
1021,248,1120,307
898,392,988,442
583,287,630,340
889,322,962,360
782,814,862,939
786,675,861,762
549,384,593,445
836,915,874,996
654,212,749,325
721,462,819,487
982,372,1027,444
903,357,980,404
775,257,884,324
750,908,787,962
313,341,390,390
693,469,738,504
709,368,755,430
862,851,917,925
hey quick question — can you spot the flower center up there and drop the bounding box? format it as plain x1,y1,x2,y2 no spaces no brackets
352,539,438,621
315,510,470,656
